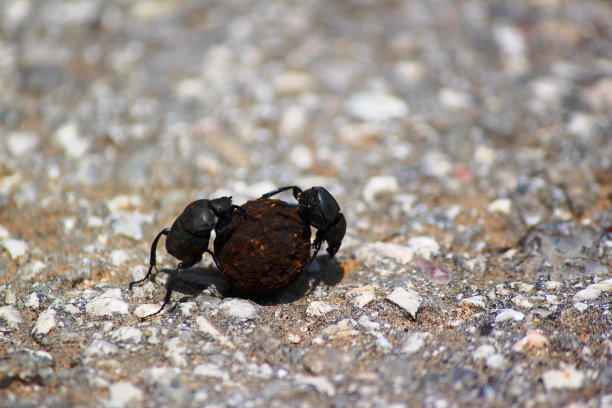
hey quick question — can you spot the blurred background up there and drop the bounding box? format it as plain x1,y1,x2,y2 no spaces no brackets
1,0,611,282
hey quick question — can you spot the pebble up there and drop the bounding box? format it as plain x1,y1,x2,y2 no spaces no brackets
0,305,24,328
82,340,119,359
297,376,337,397
1,238,28,259
545,281,562,290
110,326,143,344
362,175,399,203
4,290,17,304
164,337,188,367
486,354,507,369
399,332,431,354
54,122,89,158
472,344,496,360
584,78,612,112
85,289,130,316
306,301,334,317
195,316,234,348
109,249,131,266
350,292,376,308
109,381,143,403
460,295,486,309
6,132,39,156
494,309,525,323
407,237,440,259
219,298,260,320
193,363,230,380
511,295,534,309
488,198,512,215
438,88,472,110
542,367,585,390
134,304,163,318
386,287,421,318
355,242,414,266
108,211,152,241
572,278,612,301
288,145,314,169
346,92,408,122
32,309,57,336
573,302,588,312
512,331,549,354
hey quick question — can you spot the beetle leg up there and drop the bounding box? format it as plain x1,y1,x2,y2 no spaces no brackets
129,228,170,290
141,256,202,319
260,185,302,200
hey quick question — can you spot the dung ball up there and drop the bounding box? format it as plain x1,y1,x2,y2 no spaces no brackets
214,198,312,293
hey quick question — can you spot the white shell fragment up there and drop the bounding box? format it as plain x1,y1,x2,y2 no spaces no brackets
386,287,422,318
32,309,57,336
542,368,584,390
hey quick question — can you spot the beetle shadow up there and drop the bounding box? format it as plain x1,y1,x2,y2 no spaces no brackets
239,255,346,306
151,255,345,307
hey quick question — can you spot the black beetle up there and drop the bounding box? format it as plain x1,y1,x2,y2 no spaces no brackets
130,196,246,318
260,186,346,261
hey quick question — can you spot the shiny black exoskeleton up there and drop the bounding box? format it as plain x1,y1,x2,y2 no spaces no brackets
260,186,346,261
129,196,246,318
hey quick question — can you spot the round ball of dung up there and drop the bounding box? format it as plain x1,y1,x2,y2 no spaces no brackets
214,198,312,294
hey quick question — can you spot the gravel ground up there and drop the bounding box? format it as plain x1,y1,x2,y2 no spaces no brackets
1,0,612,407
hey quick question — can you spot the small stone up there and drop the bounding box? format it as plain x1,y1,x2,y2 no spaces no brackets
2,238,28,259
165,337,188,367
109,249,131,266
494,309,525,323
134,304,163,318
25,293,40,309
194,363,230,380
108,211,152,241
110,327,143,344
4,290,17,305
511,295,533,309
288,144,314,169
542,367,584,390
86,289,129,316
178,302,196,316
488,198,512,215
54,122,89,158
298,376,337,397
306,301,334,317
461,295,486,309
362,175,399,203
355,242,414,266
407,237,440,259
219,299,260,320
83,340,119,359
32,309,57,336
439,88,472,110
109,381,143,403
512,330,549,354
573,278,612,301
346,92,408,122
6,132,39,156
0,305,24,328
486,354,506,369
350,292,375,308
473,344,496,360
585,78,612,112
195,316,234,348
386,287,421,318
573,302,588,312
545,281,562,290
399,332,431,354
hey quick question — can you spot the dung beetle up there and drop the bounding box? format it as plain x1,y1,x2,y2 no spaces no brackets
260,186,346,261
130,196,247,318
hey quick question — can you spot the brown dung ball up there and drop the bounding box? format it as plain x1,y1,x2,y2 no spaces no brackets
214,198,312,294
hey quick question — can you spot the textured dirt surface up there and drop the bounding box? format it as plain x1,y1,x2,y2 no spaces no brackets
1,0,612,407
